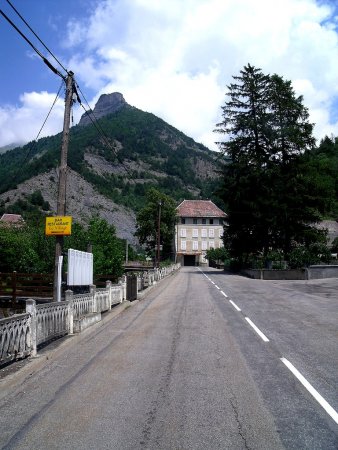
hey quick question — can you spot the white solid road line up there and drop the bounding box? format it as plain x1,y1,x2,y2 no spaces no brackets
280,358,338,425
245,317,270,342
220,291,228,298
229,299,241,312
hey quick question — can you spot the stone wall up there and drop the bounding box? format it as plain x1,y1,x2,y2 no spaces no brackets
242,265,338,280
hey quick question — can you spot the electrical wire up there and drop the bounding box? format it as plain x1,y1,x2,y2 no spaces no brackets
1,1,134,184
78,101,135,180
3,81,65,190
75,81,135,180
5,0,69,75
0,8,65,79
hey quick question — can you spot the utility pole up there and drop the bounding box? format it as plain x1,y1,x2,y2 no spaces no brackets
157,201,162,268
53,71,74,301
125,239,129,264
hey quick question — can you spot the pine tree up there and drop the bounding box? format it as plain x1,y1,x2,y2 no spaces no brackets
216,65,331,263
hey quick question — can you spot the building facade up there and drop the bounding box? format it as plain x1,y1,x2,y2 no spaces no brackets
175,200,227,266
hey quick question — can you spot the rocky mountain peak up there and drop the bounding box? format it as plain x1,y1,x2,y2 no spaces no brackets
79,92,127,126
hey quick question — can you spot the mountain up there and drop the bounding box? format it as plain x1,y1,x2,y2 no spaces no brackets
0,93,222,245
0,143,22,154
79,92,128,126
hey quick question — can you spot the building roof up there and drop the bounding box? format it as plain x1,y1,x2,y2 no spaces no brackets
0,213,24,224
176,200,226,218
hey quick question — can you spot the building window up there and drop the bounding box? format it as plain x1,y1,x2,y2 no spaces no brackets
209,240,215,249
180,228,186,238
209,219,213,225
219,228,223,238
201,228,207,238
209,228,214,238
192,228,198,238
193,218,198,224
181,218,185,224
219,241,224,248
202,218,206,224
181,240,186,250
202,241,207,250
192,241,198,251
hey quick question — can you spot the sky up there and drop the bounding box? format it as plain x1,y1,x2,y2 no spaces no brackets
1,0,338,151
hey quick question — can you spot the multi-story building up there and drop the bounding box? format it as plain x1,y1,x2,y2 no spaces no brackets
175,200,227,266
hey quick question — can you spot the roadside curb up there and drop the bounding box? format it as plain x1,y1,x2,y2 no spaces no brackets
0,269,180,390
0,300,133,392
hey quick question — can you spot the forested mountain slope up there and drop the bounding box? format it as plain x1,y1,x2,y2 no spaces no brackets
0,93,222,242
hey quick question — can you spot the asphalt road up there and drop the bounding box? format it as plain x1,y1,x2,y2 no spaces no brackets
0,267,337,449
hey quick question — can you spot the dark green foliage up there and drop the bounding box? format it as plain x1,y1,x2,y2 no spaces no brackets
135,188,176,260
86,217,124,276
205,247,229,263
0,191,51,223
0,105,220,213
331,237,338,252
0,221,54,273
309,135,338,217
216,64,332,263
0,217,125,277
288,242,332,268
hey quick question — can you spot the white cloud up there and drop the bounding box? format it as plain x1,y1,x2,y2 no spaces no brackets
0,92,65,147
2,0,338,150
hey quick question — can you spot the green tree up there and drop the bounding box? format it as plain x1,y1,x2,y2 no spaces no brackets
215,64,331,263
0,225,36,272
206,247,229,264
86,217,124,276
134,188,176,261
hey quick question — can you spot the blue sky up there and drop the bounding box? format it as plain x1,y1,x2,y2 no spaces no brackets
1,0,338,150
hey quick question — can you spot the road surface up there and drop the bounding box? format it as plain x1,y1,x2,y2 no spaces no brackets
0,267,337,449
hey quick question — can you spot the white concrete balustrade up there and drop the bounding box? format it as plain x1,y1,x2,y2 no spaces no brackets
0,264,180,365
0,313,32,364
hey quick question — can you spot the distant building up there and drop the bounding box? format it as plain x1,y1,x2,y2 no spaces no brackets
0,213,25,227
175,200,227,266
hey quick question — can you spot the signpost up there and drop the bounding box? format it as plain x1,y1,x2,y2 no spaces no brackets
45,215,72,301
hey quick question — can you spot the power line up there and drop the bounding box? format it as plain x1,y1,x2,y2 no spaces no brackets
1,3,134,184
75,81,135,180
3,81,64,191
5,0,69,75
0,8,65,79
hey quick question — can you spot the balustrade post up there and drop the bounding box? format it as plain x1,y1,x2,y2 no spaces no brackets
106,281,112,310
90,284,97,312
26,299,37,357
65,290,74,335
122,275,127,301
118,279,123,303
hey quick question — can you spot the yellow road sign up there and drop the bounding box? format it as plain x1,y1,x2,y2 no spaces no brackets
45,216,72,236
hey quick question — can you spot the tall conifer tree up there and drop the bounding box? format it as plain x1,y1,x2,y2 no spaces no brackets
216,65,330,263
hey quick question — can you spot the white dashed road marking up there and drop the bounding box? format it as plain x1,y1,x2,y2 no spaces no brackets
199,268,338,426
281,358,338,425
229,299,241,312
245,317,270,342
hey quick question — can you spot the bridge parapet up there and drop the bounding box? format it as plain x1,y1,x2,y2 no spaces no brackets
0,264,181,366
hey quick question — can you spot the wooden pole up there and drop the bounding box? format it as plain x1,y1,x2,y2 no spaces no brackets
157,201,162,268
53,72,74,301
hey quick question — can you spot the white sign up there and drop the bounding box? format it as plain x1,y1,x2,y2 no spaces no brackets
67,249,93,286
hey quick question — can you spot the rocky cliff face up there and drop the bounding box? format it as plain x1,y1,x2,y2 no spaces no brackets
0,168,137,245
79,92,128,126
